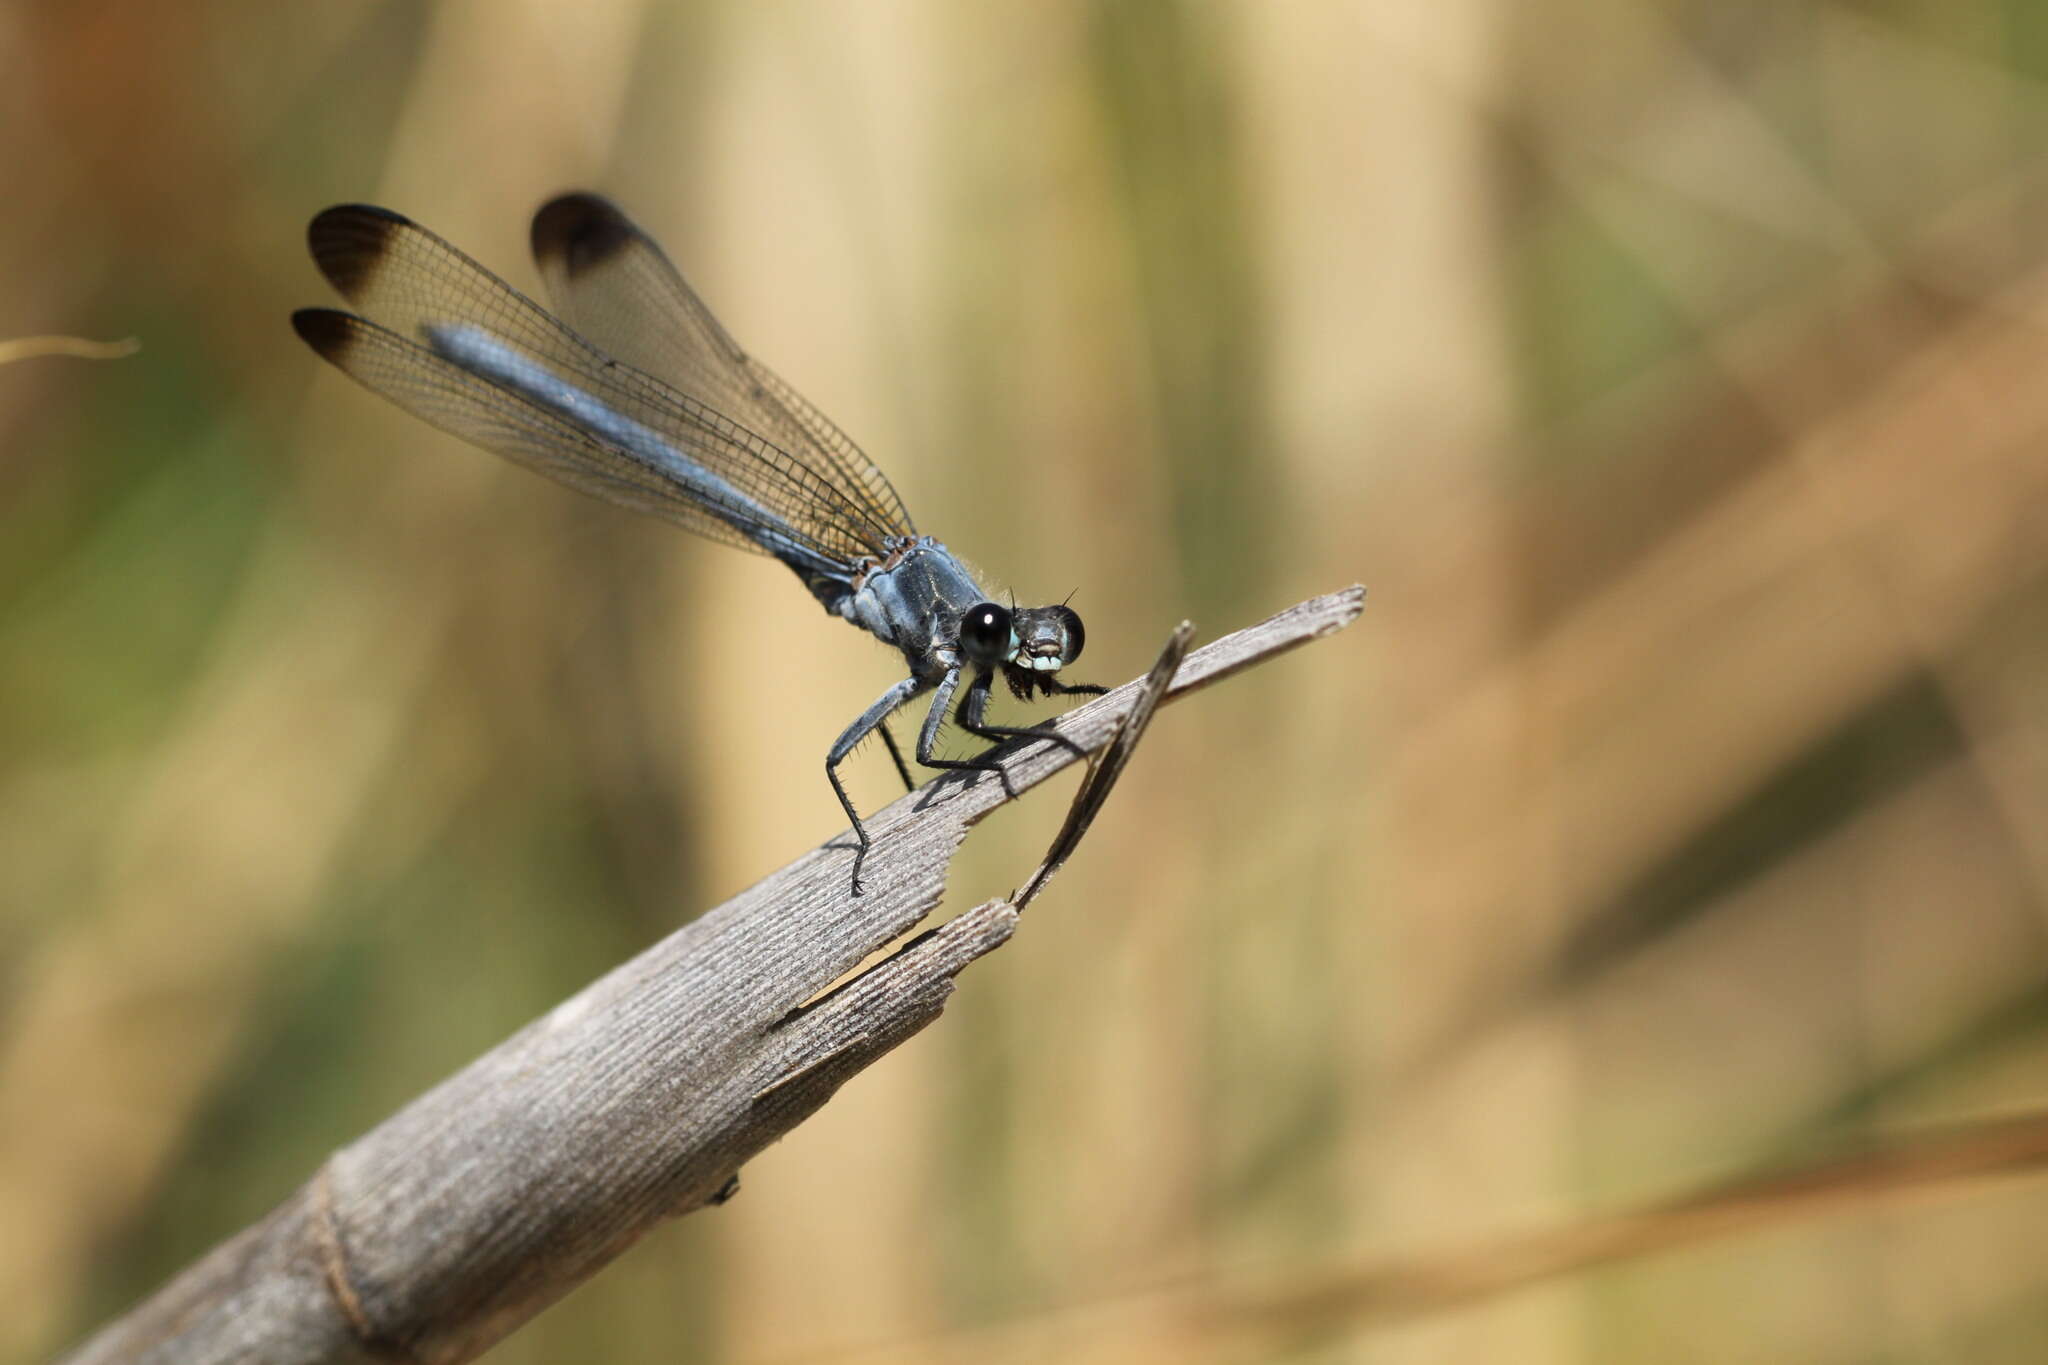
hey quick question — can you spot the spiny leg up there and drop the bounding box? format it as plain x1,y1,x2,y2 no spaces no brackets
951,671,1098,763
877,721,916,792
827,675,926,894
912,667,994,772
910,667,1022,800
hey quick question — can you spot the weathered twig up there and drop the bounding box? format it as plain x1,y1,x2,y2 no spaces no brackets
1015,619,1194,909
62,586,1366,1365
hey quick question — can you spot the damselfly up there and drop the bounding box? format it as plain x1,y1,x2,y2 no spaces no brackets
293,194,1104,893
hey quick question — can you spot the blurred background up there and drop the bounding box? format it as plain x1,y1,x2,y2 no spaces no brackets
7,1,2048,1361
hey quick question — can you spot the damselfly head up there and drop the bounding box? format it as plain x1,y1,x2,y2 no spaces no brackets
1001,603,1086,699
958,600,1088,695
1019,604,1085,668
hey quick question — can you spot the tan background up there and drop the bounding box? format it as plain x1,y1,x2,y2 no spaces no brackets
7,2,2048,1361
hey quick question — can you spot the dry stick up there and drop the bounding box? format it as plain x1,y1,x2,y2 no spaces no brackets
1016,620,1195,910
62,585,1367,1365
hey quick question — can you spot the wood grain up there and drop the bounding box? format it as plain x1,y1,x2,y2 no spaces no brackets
61,586,1365,1365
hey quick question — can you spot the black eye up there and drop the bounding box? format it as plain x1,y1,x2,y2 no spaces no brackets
1050,605,1085,663
959,602,1013,666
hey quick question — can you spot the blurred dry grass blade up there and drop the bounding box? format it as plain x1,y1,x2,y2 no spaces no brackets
59,587,1363,1365
786,1106,2048,1364
1384,243,2048,1059
1211,1108,2048,1338
0,333,139,363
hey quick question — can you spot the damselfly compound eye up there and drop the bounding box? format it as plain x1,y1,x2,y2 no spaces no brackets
960,602,1014,667
1049,605,1085,665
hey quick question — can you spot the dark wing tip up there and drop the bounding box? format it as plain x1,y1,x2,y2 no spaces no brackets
307,203,414,301
531,192,638,279
291,307,359,361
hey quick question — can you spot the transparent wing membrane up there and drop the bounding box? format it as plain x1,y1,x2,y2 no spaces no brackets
529,193,914,541
301,201,912,567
